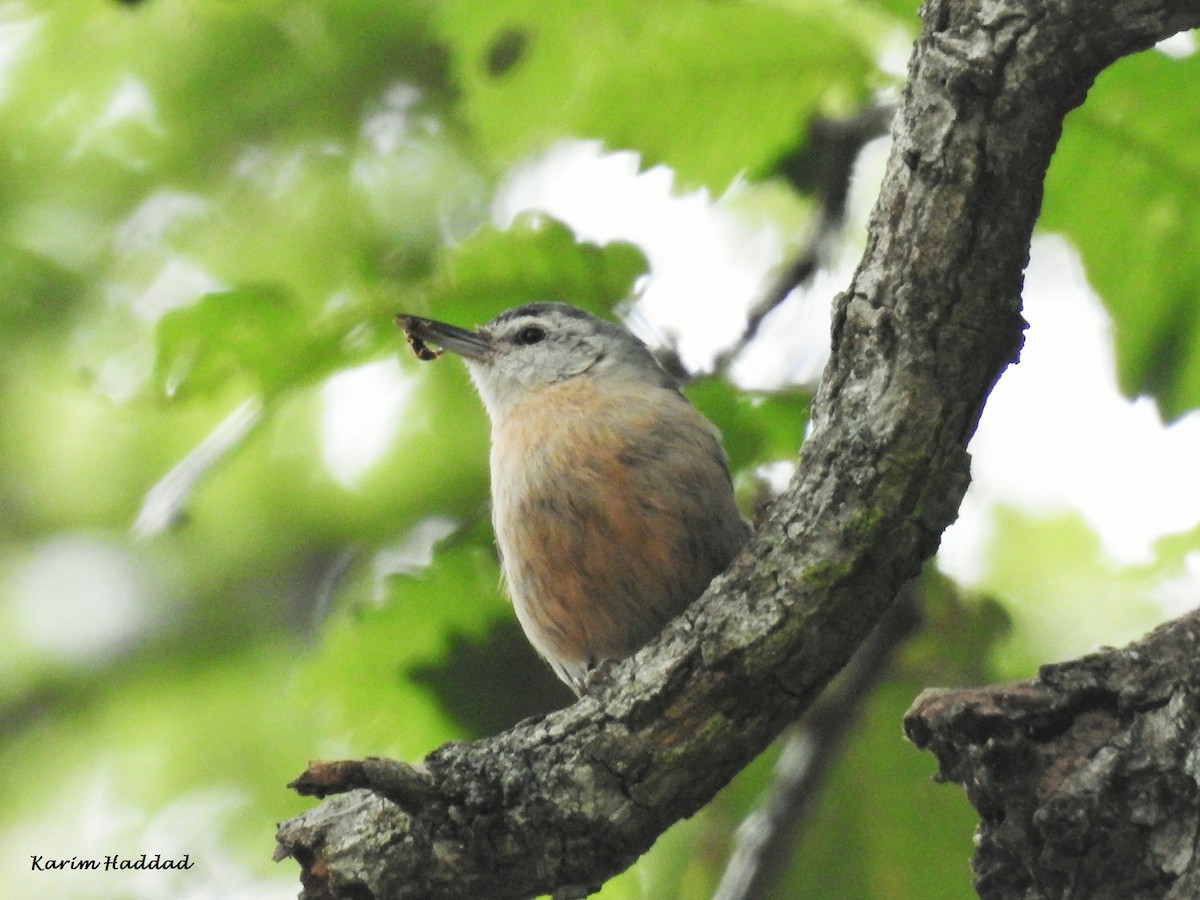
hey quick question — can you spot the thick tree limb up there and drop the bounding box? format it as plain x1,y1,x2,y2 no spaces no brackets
275,1,1200,897
905,608,1200,899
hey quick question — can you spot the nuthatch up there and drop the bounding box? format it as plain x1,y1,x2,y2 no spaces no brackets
397,302,751,694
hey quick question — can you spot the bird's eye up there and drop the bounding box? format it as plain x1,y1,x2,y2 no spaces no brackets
515,325,546,345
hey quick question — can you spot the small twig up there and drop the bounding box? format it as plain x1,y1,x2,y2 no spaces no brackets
713,102,895,376
627,103,893,387
131,395,264,539
712,585,921,900
288,757,435,806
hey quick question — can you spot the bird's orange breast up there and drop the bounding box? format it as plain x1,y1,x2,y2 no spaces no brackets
489,378,748,690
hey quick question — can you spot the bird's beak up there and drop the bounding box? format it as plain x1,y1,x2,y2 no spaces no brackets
395,314,493,362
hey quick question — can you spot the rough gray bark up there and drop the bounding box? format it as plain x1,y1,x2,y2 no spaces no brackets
274,1,1200,897
905,609,1200,899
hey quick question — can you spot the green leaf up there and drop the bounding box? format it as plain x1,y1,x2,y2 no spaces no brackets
299,536,525,756
406,615,572,736
0,244,84,335
685,378,811,473
1042,49,1200,421
438,0,878,189
149,282,398,401
152,286,310,398
415,215,649,324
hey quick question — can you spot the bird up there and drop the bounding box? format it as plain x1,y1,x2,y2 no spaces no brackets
396,302,751,694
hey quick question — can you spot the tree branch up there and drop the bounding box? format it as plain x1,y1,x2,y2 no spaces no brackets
275,1,1200,897
905,608,1200,898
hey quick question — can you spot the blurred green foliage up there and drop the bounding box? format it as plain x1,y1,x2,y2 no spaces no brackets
0,1,1195,899
1044,49,1200,422
973,507,1197,681
438,0,884,187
